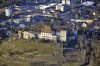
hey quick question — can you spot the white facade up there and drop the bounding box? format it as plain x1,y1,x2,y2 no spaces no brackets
67,0,70,5
56,3,68,12
59,30,67,42
71,19,93,24
39,3,57,10
18,31,22,39
62,0,66,4
56,4,64,11
56,4,62,11
81,23,87,28
23,31,35,39
61,6,64,12
62,0,70,5
82,1,95,6
5,8,12,17
52,36,57,41
26,17,31,22
39,5,46,10
38,32,52,40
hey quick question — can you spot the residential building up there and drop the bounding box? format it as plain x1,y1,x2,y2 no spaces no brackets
18,31,23,39
0,8,5,14
62,0,70,5
23,31,35,39
70,19,93,24
62,0,67,4
51,35,57,42
59,30,67,42
38,25,52,40
61,5,69,12
81,23,87,28
39,3,57,10
62,0,76,8
56,4,62,11
5,7,12,17
56,4,70,12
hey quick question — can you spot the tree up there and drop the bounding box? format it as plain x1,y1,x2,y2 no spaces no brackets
0,39,2,44
91,40,100,66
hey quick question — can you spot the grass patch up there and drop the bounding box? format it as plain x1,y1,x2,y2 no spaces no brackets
62,62,81,66
0,39,56,66
0,39,55,54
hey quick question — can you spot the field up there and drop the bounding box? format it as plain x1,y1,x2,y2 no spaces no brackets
0,39,81,66
0,40,56,66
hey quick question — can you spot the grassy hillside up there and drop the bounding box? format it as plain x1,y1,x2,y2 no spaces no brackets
0,39,99,66
0,39,56,66
0,39,55,54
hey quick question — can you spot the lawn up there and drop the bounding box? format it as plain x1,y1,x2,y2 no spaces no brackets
0,39,82,66
0,39,55,54
62,62,81,66
0,39,56,66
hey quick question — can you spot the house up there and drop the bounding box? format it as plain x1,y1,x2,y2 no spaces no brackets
62,0,75,7
81,23,87,28
51,35,57,42
0,8,5,18
56,30,67,42
56,3,62,11
56,4,70,12
0,8,5,14
59,30,67,42
70,19,93,24
5,7,12,17
39,3,57,10
18,30,23,39
23,31,35,39
62,0,70,5
38,25,52,40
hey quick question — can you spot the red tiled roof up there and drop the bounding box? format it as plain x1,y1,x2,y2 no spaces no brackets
0,8,5,13
41,25,52,33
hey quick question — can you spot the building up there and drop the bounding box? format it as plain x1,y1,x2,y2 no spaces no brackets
23,31,35,39
56,0,72,12
61,5,70,12
56,3,62,11
62,0,70,5
59,30,67,42
70,19,93,24
39,3,57,10
62,0,67,4
81,23,87,28
51,35,57,42
62,0,76,8
5,7,12,17
38,25,53,40
56,4,70,12
0,8,5,19
18,31,23,39
0,8,5,14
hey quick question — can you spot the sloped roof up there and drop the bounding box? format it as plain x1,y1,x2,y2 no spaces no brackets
41,25,52,33
0,8,5,13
